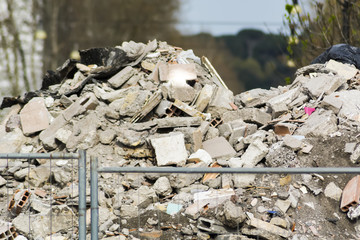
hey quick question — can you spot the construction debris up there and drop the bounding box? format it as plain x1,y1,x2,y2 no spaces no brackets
1,40,360,239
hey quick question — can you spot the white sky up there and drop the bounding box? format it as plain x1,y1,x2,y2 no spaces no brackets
177,0,290,36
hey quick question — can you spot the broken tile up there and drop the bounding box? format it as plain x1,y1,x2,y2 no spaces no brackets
150,132,188,166
19,97,50,136
202,136,236,159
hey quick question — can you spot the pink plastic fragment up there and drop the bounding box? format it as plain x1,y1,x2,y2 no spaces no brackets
304,107,315,115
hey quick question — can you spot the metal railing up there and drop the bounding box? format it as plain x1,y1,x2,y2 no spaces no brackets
0,150,86,240
89,156,360,239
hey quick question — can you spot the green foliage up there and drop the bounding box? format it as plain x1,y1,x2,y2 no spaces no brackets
285,4,294,14
284,0,360,67
218,29,295,90
285,76,292,85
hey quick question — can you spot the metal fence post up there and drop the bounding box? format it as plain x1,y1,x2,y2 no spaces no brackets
78,150,86,240
90,156,99,240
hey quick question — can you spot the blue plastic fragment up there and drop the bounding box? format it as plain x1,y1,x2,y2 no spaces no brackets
166,203,183,215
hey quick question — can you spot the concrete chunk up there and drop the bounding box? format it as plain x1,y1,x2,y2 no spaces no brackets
208,87,234,117
202,136,236,159
188,149,212,165
283,135,303,151
275,199,291,213
303,74,346,98
39,114,67,150
108,88,151,117
295,109,338,137
234,108,272,126
248,218,291,238
345,142,357,153
325,90,360,121
155,117,202,128
153,177,172,196
236,88,278,107
241,139,269,167
63,93,98,121
195,84,216,112
324,182,342,201
269,102,288,118
20,97,50,136
268,87,300,107
150,132,188,166
108,66,137,89
321,95,343,114
325,59,358,80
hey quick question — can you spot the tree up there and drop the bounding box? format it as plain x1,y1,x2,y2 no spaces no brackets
218,29,294,90
0,0,43,96
42,0,181,71
285,0,360,67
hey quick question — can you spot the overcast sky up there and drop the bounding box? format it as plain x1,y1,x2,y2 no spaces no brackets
177,0,289,36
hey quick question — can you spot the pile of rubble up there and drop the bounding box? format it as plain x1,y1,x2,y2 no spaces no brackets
1,40,360,239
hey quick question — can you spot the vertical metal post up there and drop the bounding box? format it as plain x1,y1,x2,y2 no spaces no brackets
78,150,86,240
90,156,99,240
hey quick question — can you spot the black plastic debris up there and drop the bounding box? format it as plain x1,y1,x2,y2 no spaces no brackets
311,43,360,69
41,59,78,90
79,47,129,79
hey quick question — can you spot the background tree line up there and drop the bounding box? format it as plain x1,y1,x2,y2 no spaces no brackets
4,0,353,97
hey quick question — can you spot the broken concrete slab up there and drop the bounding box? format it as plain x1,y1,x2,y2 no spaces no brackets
171,99,208,120
13,205,75,239
240,139,268,168
116,128,147,147
275,199,291,213
235,88,278,108
108,88,151,117
39,114,67,150
325,90,360,121
320,94,343,114
219,200,246,228
169,162,206,189
150,132,188,166
0,128,28,153
194,84,216,112
303,74,346,99
62,92,99,121
324,182,342,201
19,97,50,136
248,217,291,238
345,142,357,153
108,66,138,89
283,135,303,151
269,102,288,119
162,82,196,103
202,136,236,159
266,141,299,167
66,112,100,151
223,108,271,126
153,176,172,196
325,59,358,80
351,145,360,163
188,149,213,165
207,87,234,117
295,109,338,137
27,166,51,187
267,87,300,108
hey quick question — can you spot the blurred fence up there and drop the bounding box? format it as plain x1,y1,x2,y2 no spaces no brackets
89,156,360,239
0,151,86,240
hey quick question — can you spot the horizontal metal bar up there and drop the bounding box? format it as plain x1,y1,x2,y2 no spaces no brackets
0,153,80,159
98,167,360,174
